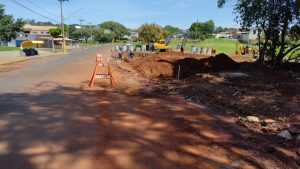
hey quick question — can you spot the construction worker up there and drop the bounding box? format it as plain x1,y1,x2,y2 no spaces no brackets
118,50,123,60
180,46,184,53
130,50,135,60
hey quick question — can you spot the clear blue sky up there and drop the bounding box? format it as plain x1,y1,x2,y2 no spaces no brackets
2,0,238,29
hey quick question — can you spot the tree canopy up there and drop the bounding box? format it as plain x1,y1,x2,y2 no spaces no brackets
70,28,91,43
94,29,115,43
189,20,215,40
25,19,58,26
214,26,229,33
164,25,181,36
0,4,25,42
49,28,62,38
189,20,215,34
98,21,129,41
218,0,300,65
138,23,165,44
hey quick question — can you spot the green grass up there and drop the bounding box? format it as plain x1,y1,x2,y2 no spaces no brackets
0,46,19,51
169,38,240,55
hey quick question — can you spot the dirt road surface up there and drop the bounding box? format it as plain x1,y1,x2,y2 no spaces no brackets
0,45,294,169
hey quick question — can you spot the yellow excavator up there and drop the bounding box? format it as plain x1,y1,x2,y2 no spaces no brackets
153,40,170,52
236,41,258,55
154,31,189,52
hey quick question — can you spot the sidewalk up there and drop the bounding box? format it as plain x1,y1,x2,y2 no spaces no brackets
0,49,64,65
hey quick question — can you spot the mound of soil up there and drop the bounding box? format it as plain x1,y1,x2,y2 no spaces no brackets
130,59,174,78
173,53,239,78
127,52,240,79
200,53,240,71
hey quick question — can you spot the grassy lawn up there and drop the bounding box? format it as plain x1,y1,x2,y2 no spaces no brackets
169,38,239,55
0,46,19,51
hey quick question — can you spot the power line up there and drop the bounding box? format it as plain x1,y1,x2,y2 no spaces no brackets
9,0,59,23
25,0,59,17
65,8,84,21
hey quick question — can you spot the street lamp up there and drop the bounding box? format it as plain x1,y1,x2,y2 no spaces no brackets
58,0,69,54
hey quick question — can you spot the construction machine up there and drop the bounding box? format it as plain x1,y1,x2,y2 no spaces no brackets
154,31,189,52
153,40,170,52
235,41,258,55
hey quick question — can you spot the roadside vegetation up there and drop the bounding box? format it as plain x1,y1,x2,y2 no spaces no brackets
0,5,25,44
218,0,300,65
169,38,239,55
0,46,19,51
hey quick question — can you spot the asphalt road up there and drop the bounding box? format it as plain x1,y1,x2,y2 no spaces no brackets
0,46,106,93
0,45,289,169
0,45,113,169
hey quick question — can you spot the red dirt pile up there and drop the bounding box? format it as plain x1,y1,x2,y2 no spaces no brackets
128,52,239,79
173,53,239,78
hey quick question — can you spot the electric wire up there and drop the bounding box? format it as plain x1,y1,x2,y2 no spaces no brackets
9,0,59,23
25,0,59,17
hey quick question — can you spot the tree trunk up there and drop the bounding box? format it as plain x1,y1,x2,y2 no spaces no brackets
257,29,264,62
260,31,270,63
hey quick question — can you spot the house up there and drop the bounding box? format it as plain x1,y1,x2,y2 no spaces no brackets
130,31,139,38
228,28,239,39
236,29,258,43
8,24,57,47
123,31,139,40
218,32,232,38
21,24,55,39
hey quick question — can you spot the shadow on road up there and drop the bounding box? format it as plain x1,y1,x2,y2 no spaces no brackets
0,81,296,169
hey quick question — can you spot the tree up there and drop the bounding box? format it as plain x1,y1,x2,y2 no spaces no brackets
214,26,224,33
189,20,215,34
25,19,58,26
164,25,181,36
49,24,70,38
189,20,215,40
67,24,77,38
138,23,165,44
214,26,229,33
203,20,215,34
94,29,115,43
70,28,91,43
0,4,25,43
49,28,62,38
98,21,129,41
218,0,300,65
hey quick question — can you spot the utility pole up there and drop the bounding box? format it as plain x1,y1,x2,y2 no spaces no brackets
79,19,85,41
59,0,69,54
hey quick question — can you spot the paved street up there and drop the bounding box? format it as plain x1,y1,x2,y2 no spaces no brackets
0,45,111,169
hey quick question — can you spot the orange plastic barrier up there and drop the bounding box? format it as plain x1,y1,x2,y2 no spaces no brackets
89,54,115,88
96,53,102,62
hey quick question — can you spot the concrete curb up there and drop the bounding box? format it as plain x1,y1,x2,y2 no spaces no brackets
0,52,65,66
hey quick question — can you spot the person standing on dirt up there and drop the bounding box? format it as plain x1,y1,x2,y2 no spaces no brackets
118,50,123,60
181,46,184,53
130,50,134,60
